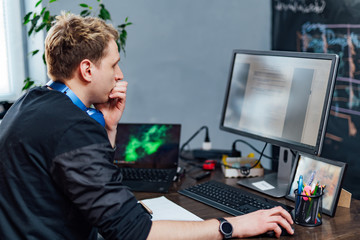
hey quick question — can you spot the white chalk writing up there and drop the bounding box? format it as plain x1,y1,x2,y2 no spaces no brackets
274,0,326,14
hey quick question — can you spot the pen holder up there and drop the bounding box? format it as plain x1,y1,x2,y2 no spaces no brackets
294,189,323,227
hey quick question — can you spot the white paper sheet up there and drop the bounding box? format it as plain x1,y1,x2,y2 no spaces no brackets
252,180,275,190
140,196,203,221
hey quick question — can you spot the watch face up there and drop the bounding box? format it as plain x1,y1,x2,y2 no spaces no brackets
221,221,233,234
218,218,233,239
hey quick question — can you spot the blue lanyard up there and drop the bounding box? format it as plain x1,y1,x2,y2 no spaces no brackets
46,80,105,127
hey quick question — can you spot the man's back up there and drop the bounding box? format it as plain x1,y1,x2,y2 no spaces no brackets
0,87,152,239
0,87,102,239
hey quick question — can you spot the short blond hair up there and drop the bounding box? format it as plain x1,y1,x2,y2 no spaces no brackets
45,13,118,81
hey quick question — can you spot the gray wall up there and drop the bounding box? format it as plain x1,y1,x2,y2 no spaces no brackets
49,0,272,168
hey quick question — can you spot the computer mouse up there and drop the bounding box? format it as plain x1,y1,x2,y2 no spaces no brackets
264,225,295,238
281,225,295,236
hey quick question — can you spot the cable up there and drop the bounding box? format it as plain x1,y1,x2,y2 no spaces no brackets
179,126,211,161
180,128,292,176
239,142,267,176
221,142,268,176
232,139,274,160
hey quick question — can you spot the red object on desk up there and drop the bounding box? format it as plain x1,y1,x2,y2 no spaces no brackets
203,160,216,170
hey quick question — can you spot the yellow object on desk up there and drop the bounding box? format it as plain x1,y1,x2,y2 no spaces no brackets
221,154,264,178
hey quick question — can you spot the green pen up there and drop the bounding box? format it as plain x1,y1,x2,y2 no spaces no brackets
305,182,319,222
312,182,319,195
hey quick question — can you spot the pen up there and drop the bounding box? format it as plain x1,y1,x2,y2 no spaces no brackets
139,200,153,215
312,182,319,195
313,194,322,225
310,190,320,222
298,175,303,194
307,170,316,186
296,175,303,211
305,182,319,221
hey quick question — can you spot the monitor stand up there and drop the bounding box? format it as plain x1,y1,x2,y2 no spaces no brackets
237,147,295,198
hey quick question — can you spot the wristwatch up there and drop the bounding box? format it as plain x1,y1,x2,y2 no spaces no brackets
217,217,233,239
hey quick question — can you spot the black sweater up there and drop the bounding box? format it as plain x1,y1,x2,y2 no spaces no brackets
0,87,152,240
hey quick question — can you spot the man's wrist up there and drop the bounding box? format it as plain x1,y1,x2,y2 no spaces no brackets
105,126,117,148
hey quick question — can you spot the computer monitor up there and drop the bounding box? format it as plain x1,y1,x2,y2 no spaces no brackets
220,49,339,197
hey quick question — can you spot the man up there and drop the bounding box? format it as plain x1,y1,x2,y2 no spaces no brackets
0,13,294,239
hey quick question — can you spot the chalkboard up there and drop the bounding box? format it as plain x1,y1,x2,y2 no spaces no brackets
272,0,360,199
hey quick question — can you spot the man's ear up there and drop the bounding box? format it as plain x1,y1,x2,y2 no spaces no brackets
79,59,93,83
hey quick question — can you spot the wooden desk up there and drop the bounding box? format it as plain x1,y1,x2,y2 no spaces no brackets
134,164,360,239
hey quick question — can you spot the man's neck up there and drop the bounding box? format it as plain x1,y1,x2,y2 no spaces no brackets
63,79,91,108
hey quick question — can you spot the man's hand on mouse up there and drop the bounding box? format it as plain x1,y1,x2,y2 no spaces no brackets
229,206,294,239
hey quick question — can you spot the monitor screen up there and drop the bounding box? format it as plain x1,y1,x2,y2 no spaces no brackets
114,123,181,168
220,50,339,156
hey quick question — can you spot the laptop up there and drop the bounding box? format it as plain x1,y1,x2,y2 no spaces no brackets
114,123,181,193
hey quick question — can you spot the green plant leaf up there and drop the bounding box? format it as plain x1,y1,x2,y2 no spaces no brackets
30,49,40,56
120,30,127,41
23,12,33,25
22,78,35,91
118,18,132,29
42,53,46,65
40,7,46,16
35,0,43,8
79,3,89,8
35,22,47,32
119,29,127,54
80,10,90,17
49,0,57,3
43,11,50,22
98,4,111,20
31,15,40,26
45,15,55,31
28,25,35,36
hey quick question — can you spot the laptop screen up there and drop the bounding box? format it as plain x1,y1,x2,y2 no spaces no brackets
114,123,181,169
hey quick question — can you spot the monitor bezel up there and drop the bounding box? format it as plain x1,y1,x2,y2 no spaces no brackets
219,49,339,156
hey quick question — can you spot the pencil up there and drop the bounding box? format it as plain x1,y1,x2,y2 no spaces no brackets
139,200,153,215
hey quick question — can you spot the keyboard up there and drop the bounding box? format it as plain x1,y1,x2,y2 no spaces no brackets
119,168,174,182
179,180,293,216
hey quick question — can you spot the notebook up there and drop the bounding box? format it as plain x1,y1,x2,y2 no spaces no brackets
114,123,181,193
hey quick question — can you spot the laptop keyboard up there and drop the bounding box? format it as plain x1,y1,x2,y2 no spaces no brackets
119,168,174,182
179,180,293,216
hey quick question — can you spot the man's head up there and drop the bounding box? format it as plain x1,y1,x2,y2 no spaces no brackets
45,13,119,81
